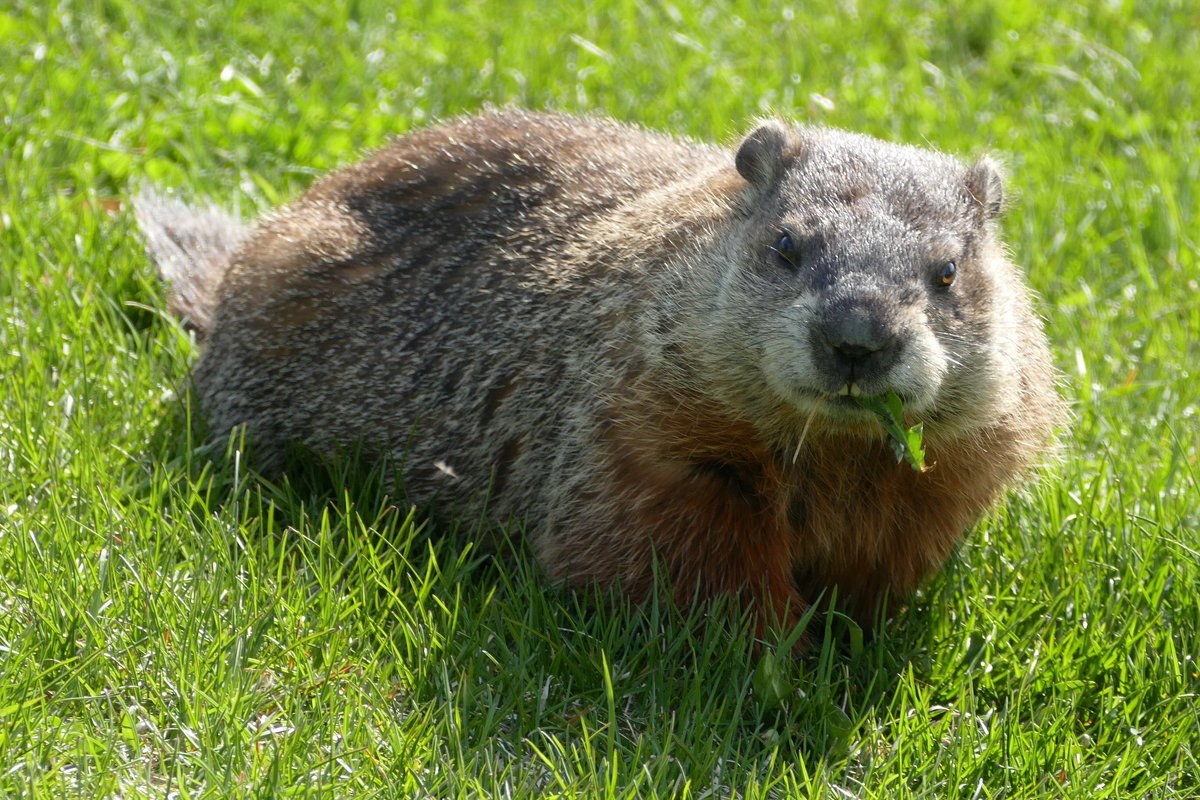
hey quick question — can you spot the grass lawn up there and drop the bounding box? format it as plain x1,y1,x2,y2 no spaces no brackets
2,0,1198,796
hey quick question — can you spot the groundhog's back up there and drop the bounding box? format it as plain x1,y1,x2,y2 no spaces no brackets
193,111,733,518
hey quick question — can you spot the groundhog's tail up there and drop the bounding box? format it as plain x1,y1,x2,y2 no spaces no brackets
132,191,249,338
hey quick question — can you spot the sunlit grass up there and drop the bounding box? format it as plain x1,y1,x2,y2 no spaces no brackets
2,0,1197,796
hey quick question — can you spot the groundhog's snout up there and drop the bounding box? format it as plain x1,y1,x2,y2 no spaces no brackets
813,296,904,396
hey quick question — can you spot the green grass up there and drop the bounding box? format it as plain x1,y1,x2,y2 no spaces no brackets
2,0,1198,796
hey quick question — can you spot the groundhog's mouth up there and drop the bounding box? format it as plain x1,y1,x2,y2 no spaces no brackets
824,393,886,417
764,365,929,430
798,386,923,426
795,383,915,408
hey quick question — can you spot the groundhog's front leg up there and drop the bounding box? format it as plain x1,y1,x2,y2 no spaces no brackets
548,521,807,643
651,523,809,643
548,457,808,643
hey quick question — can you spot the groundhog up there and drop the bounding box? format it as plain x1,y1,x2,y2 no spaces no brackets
136,110,1064,639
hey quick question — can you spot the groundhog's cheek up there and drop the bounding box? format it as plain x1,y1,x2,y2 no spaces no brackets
756,297,826,404
887,328,949,413
759,336,821,405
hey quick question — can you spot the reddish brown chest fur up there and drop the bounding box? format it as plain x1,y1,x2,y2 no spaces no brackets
546,391,1021,637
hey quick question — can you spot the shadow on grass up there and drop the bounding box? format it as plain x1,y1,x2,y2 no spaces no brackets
142,390,945,780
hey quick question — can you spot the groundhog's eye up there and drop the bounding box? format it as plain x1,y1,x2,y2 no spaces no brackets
936,261,958,288
773,232,799,268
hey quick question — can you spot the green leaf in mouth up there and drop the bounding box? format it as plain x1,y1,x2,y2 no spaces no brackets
853,390,927,472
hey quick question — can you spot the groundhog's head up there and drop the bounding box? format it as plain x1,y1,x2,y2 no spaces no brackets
686,120,1034,441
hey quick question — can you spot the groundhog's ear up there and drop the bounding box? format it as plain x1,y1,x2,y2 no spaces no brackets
966,156,1006,221
735,121,789,189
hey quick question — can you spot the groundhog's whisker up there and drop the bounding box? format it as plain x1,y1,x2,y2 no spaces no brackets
792,395,826,464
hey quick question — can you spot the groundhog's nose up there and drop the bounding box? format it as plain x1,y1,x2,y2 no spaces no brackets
827,336,897,378
817,302,901,386
831,340,885,366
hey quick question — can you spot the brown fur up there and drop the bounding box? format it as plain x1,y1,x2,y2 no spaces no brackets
135,110,1064,644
